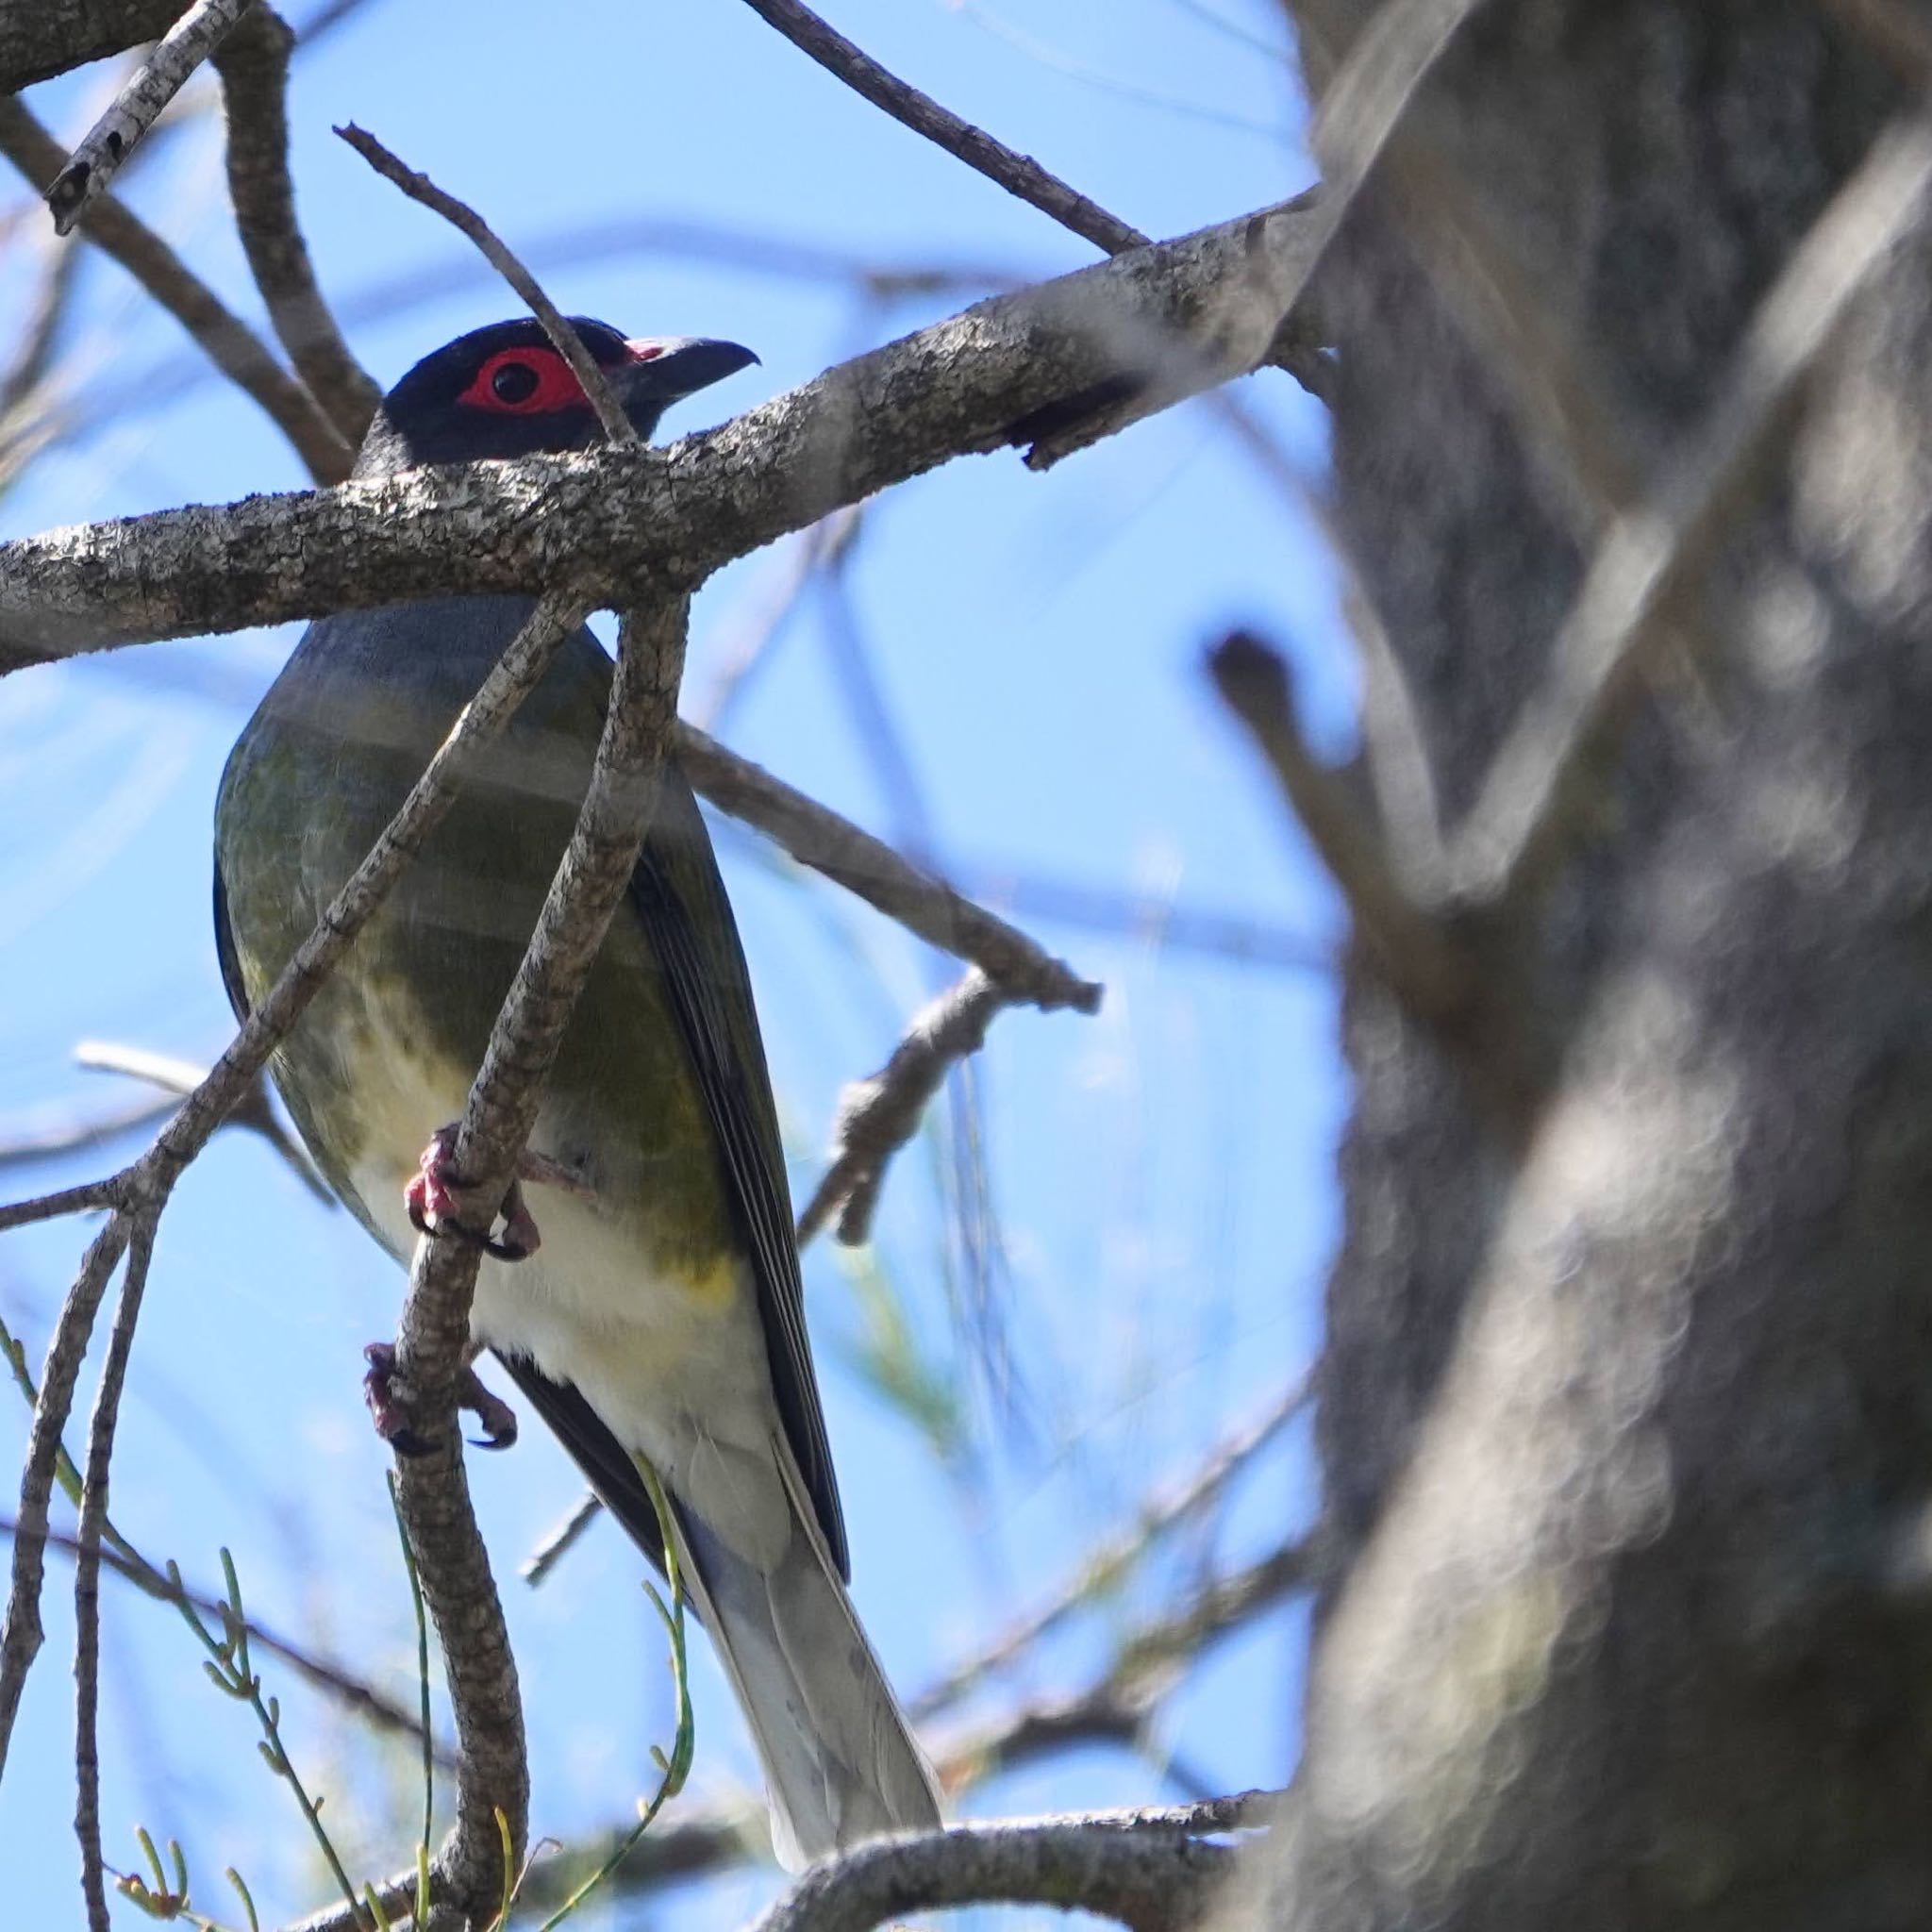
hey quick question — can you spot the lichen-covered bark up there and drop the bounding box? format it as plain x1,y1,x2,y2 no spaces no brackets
0,193,1323,672
0,0,181,93
1286,6,1932,1927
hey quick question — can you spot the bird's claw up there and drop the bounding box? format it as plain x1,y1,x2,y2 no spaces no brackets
405,1124,541,1260
364,1343,519,1455
363,1341,432,1457
461,1367,519,1450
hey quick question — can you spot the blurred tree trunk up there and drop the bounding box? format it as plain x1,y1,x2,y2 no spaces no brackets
1282,5,1932,1927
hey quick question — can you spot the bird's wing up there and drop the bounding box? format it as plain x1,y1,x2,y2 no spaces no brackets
628,768,851,1580
214,709,847,1580
493,1350,678,1583
212,866,252,1025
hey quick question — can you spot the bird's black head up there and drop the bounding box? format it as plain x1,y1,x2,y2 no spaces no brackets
353,316,758,475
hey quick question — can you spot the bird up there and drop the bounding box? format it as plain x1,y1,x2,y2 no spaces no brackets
213,316,942,1867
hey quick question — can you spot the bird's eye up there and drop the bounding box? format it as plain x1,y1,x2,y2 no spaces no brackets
457,346,584,415
491,360,540,405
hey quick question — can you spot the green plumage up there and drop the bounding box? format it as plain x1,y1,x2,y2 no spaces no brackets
212,316,941,1858
216,602,730,1274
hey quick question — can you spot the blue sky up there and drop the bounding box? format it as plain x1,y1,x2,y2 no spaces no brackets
0,2,1345,1923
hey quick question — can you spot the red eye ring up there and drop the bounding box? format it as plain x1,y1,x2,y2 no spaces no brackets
457,346,586,416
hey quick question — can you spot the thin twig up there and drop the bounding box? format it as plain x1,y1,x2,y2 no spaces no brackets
519,1489,602,1588
0,1177,125,1235
214,2,381,443
678,724,1102,1014
912,1375,1312,1719
0,217,80,418
2,1516,454,1761
1208,631,1473,1018
74,1039,331,1202
1022,0,1480,467
691,508,861,732
958,863,1331,973
45,0,258,233
737,0,1145,255
1206,389,1450,901
0,1096,176,1176
1450,111,1932,906
75,1215,157,1932
381,1526,1316,1917
0,1214,131,1771
798,970,1008,1248
0,96,353,483
335,122,635,446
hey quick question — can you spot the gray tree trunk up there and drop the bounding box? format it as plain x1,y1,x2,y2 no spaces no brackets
1280,6,1932,1927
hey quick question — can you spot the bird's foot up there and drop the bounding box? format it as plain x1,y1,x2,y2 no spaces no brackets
406,1124,542,1260
363,1342,519,1455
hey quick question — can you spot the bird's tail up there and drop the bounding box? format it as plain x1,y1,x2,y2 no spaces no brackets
670,1453,942,1871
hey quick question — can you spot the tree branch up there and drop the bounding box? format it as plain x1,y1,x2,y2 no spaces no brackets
475,1521,1319,1914
0,192,1327,670
1208,631,1473,1019
0,1215,131,1770
0,0,183,95
334,123,635,447
44,0,257,231
1448,110,1932,907
377,596,690,1923
0,95,354,483
797,969,1008,1247
0,592,581,1776
678,725,1100,1012
734,0,1331,401
744,1807,1247,1932
3,1517,453,1762
912,1376,1312,1720
74,1038,330,1201
736,0,1145,256
74,1217,156,1932
213,1,381,443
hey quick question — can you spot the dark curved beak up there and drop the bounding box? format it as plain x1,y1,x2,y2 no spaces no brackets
618,336,760,409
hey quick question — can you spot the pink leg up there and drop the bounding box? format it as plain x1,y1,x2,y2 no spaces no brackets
363,1342,519,1455
405,1124,542,1261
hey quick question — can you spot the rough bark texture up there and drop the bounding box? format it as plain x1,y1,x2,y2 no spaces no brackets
0,0,181,93
1284,6,1932,1929
0,192,1322,672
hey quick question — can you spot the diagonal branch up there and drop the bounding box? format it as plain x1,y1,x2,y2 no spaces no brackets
735,0,1330,402
797,968,1008,1248
912,1375,1313,1720
736,0,1145,255
0,592,582,1778
44,0,258,232
1021,0,1482,467
0,95,354,483
0,191,1328,672
380,594,691,1923
74,1039,330,1201
1448,111,1932,907
5,1517,452,1761
1208,631,1473,1020
335,122,636,446
212,1,381,443
678,725,1101,1013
